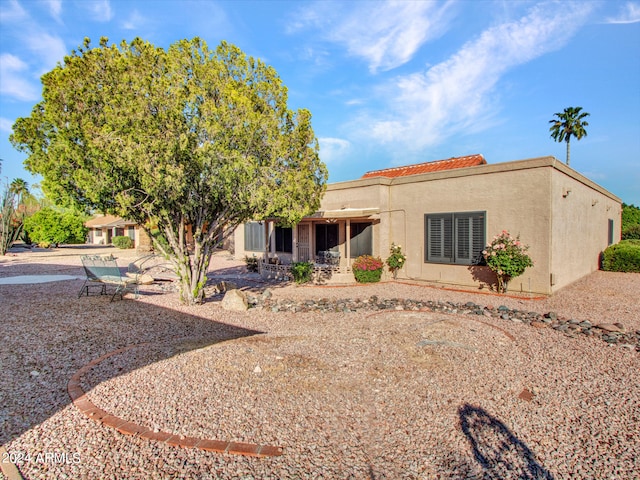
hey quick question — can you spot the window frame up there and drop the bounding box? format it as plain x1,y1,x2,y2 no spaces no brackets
608,218,615,246
244,221,264,252
315,223,340,255
274,225,293,253
424,211,486,265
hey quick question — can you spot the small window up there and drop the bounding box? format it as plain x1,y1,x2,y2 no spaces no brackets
425,212,485,265
95,229,103,237
608,219,614,246
275,226,293,253
244,222,264,251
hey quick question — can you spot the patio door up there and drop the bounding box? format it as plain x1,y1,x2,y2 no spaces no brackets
297,224,311,261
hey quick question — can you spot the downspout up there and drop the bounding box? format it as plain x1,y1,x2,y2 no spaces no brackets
548,159,556,293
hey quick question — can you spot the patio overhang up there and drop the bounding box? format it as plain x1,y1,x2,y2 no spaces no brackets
308,207,380,220
100,219,137,228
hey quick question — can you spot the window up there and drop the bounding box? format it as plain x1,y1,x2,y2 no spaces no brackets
350,222,372,258
316,224,339,254
95,229,103,237
425,211,485,265
608,219,614,246
244,222,264,251
275,226,293,253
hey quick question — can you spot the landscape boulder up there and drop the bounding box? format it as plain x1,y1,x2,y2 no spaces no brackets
221,289,248,311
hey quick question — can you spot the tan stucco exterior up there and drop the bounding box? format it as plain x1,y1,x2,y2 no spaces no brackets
85,215,149,250
234,156,621,294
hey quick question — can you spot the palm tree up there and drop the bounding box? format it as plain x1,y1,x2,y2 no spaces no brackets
9,178,29,204
549,107,590,167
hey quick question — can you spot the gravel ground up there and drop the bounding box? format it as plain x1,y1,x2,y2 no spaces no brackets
1,245,639,479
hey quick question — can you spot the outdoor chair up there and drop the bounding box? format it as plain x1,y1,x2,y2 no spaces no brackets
127,254,174,283
78,255,140,301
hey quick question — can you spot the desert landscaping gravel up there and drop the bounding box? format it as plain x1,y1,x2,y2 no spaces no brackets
1,245,639,479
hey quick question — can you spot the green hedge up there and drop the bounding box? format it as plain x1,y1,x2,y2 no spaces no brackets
602,240,640,273
622,224,640,240
112,235,134,249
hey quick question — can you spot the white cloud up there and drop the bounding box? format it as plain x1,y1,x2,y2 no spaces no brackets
0,117,14,133
605,2,640,24
80,0,113,22
319,137,351,164
290,0,455,73
122,10,146,30
26,33,68,72
357,2,594,150
43,0,63,22
0,0,27,23
0,54,40,101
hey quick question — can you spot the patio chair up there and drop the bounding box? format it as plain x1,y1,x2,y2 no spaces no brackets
78,255,140,301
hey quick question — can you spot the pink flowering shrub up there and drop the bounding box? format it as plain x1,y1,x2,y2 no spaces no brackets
385,243,406,279
352,255,384,283
482,231,533,293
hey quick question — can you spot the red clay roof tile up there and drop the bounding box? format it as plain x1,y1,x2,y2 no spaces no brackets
361,154,486,179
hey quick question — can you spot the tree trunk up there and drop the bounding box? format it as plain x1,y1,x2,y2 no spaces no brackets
159,218,213,305
566,139,571,167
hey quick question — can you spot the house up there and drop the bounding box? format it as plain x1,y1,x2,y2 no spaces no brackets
85,214,150,249
233,155,622,294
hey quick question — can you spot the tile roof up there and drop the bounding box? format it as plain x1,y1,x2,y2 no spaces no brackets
361,154,487,179
85,215,137,228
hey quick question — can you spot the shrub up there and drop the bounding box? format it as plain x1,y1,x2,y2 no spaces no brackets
112,235,134,249
483,231,534,293
622,224,640,240
244,255,259,272
386,243,406,280
23,208,87,245
602,240,640,273
352,255,384,283
622,203,640,232
291,261,314,284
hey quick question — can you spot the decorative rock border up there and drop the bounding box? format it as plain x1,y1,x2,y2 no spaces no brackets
246,292,640,351
67,344,283,458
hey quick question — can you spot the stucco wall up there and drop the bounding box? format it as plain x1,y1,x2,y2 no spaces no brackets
386,163,552,294
548,164,622,292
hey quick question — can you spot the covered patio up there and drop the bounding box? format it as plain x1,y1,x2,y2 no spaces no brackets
243,208,380,283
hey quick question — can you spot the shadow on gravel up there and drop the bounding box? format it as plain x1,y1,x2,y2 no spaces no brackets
0,259,263,448
459,404,554,480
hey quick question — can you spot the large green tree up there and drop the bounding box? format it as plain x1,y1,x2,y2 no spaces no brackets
11,37,327,304
548,106,590,167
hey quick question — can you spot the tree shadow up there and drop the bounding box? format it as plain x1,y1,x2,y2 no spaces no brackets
468,265,498,292
0,258,263,448
459,404,554,480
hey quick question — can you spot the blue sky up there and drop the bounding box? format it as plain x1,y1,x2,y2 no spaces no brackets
1,0,639,204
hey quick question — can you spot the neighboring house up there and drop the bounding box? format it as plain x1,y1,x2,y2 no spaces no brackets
85,214,146,248
234,154,622,295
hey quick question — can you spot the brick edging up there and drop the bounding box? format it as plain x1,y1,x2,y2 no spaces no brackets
67,343,283,458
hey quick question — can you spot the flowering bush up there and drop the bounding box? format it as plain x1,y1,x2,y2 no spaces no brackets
386,243,406,279
483,231,533,293
352,255,384,283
